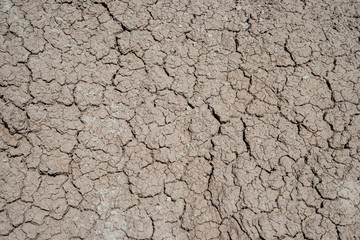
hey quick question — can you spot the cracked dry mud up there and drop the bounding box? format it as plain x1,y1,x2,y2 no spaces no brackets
0,0,360,239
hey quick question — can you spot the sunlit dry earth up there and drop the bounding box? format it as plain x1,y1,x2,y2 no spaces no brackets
1,0,360,239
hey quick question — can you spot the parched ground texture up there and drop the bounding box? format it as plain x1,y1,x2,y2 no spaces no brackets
1,0,360,239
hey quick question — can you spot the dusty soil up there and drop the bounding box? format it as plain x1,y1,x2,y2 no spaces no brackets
1,0,360,239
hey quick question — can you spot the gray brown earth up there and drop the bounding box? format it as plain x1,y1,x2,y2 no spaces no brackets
1,0,360,239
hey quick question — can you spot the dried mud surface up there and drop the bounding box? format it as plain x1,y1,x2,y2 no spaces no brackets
1,0,360,239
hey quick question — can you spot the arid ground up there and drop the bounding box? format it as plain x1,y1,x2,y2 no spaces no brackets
1,0,360,239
